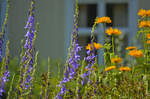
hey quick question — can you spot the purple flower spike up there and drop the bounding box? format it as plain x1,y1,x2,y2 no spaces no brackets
19,0,37,93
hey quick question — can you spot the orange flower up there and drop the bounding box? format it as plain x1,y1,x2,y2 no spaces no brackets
96,17,112,24
146,34,150,39
138,9,147,17
111,57,122,63
138,21,150,28
139,21,147,28
94,42,102,49
128,50,143,58
105,27,113,35
105,27,121,36
86,42,102,50
146,10,150,16
85,67,89,72
147,21,150,27
147,40,150,44
86,44,92,50
113,28,122,35
119,66,131,71
138,9,150,17
126,46,137,50
104,66,116,72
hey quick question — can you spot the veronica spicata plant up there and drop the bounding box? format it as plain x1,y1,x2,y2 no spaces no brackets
0,0,10,97
55,0,82,98
0,41,10,98
15,0,39,98
0,0,10,62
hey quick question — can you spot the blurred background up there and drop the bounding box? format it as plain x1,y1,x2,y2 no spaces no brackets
0,0,150,63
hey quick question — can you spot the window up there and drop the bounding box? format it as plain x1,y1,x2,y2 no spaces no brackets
79,4,97,27
66,0,138,64
106,3,128,27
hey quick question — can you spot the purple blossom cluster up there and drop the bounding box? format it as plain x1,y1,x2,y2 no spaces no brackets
81,44,96,85
62,41,81,83
0,38,3,62
20,0,35,91
0,65,10,96
56,24,81,98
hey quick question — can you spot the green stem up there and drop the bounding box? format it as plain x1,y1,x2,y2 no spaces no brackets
112,35,115,55
103,23,108,44
7,74,15,99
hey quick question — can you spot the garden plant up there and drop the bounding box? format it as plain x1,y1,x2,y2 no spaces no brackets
0,0,150,99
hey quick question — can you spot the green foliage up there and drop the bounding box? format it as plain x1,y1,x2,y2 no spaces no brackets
1,0,150,99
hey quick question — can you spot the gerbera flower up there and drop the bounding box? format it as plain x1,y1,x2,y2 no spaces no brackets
128,50,143,58
113,28,122,35
146,34,150,39
104,66,116,72
146,40,150,44
146,10,150,16
139,21,147,28
105,27,121,36
138,9,147,17
138,9,150,18
105,27,113,35
119,66,131,71
111,57,122,63
126,46,137,50
96,17,112,24
86,42,102,50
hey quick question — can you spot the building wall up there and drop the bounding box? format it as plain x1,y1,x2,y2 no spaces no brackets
7,0,150,61
139,0,150,9
8,0,66,60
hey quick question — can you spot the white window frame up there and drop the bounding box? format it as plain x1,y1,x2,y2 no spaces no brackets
65,0,139,64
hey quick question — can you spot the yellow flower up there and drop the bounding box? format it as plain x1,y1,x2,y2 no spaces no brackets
138,9,150,18
128,50,143,58
139,21,147,28
147,21,150,27
119,66,131,71
147,40,150,44
104,66,116,72
146,10,150,16
105,27,121,36
146,34,150,39
111,57,122,63
96,17,112,24
138,9,147,17
94,42,102,50
85,67,89,72
86,42,102,50
86,44,92,50
113,28,122,35
105,27,113,35
126,46,137,50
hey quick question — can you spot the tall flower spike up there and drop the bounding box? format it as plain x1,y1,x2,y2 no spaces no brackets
17,0,39,96
0,0,10,62
81,18,98,86
0,41,10,97
56,0,81,98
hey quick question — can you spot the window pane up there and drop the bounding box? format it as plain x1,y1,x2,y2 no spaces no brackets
79,4,97,27
106,3,128,27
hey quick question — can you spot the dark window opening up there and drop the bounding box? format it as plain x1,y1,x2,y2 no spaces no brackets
79,4,97,27
106,3,128,27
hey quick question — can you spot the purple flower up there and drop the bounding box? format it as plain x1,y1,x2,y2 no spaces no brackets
0,38,3,62
0,69,10,96
81,42,97,85
107,80,109,88
18,0,36,93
